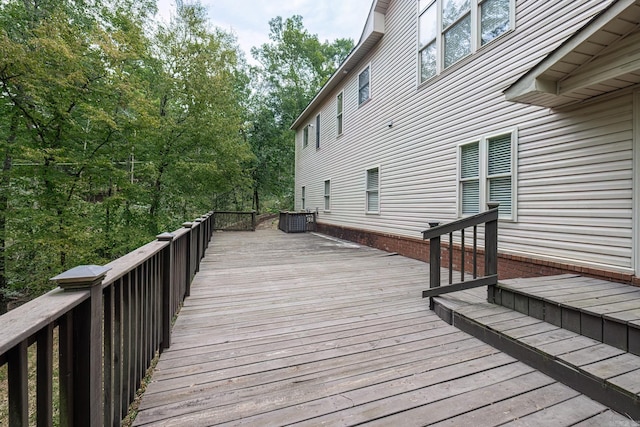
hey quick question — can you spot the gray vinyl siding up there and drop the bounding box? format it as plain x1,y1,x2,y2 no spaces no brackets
295,0,636,273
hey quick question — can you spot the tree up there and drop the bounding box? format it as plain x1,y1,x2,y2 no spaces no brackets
0,0,164,300
144,2,253,233
0,0,255,301
248,15,353,213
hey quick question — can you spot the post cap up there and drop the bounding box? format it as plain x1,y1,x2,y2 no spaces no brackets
51,265,111,290
428,221,441,228
157,232,175,241
487,202,500,210
183,222,194,228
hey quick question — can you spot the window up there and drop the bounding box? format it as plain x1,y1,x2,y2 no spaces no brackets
315,114,320,149
324,180,331,211
481,0,512,45
366,167,380,213
460,142,480,215
419,0,513,83
358,65,370,106
336,92,343,136
442,0,471,69
303,126,309,148
458,129,516,219
301,186,306,210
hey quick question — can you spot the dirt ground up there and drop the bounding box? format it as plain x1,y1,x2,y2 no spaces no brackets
255,214,279,230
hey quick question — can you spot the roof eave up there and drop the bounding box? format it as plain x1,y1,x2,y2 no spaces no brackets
504,0,640,108
291,2,387,130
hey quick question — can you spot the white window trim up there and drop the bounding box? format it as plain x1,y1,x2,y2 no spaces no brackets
324,179,331,212
418,0,516,85
457,127,518,221
358,63,372,107
337,91,344,137
303,125,309,148
365,165,381,214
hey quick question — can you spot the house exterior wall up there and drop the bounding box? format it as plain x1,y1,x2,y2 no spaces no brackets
294,0,638,279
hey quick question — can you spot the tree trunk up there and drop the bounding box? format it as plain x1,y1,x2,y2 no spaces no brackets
253,187,260,215
149,163,166,235
0,114,17,313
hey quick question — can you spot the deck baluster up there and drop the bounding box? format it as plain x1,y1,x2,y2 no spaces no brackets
0,210,260,425
422,203,499,304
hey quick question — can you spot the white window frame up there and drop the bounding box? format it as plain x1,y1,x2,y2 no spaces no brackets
358,64,371,106
365,166,380,214
301,186,306,210
418,0,515,84
303,126,309,148
336,91,344,136
324,179,331,212
457,128,517,220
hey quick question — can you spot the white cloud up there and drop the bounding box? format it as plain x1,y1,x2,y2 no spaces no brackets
155,0,373,62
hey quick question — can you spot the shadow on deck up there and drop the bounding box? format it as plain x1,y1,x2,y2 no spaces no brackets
133,230,634,426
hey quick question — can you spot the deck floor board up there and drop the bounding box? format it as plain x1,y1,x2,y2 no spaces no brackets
132,230,631,426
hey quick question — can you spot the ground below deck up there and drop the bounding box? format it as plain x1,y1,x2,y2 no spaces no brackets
133,230,630,426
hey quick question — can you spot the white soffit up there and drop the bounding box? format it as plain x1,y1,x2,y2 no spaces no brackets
505,0,640,108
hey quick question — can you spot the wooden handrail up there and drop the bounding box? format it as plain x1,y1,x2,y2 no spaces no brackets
421,203,500,308
0,210,222,426
422,205,499,240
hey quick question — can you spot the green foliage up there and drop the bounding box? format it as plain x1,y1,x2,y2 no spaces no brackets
143,2,253,233
0,0,253,301
248,15,353,213
0,2,354,302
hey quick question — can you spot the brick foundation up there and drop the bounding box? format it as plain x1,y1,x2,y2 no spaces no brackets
316,222,640,287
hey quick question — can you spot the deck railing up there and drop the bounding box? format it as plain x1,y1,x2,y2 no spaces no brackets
421,203,499,308
278,211,317,233
212,211,256,231
0,211,216,426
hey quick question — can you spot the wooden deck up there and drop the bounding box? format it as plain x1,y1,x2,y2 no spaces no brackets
133,230,630,426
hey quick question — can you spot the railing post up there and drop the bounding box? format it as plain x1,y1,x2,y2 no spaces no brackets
157,233,174,352
208,212,214,238
428,221,441,310
199,215,208,256
485,202,500,303
194,218,203,272
201,214,210,249
252,211,257,231
51,265,110,427
183,222,193,297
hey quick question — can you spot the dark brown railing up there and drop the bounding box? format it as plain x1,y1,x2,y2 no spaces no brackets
278,211,317,233
422,203,499,308
212,211,256,231
0,211,217,426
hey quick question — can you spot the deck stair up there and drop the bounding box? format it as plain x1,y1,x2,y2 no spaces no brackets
432,275,640,421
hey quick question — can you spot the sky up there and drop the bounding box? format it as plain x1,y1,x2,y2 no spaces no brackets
155,0,374,63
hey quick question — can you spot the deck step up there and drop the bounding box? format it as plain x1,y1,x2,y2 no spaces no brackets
432,281,640,420
496,274,640,355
